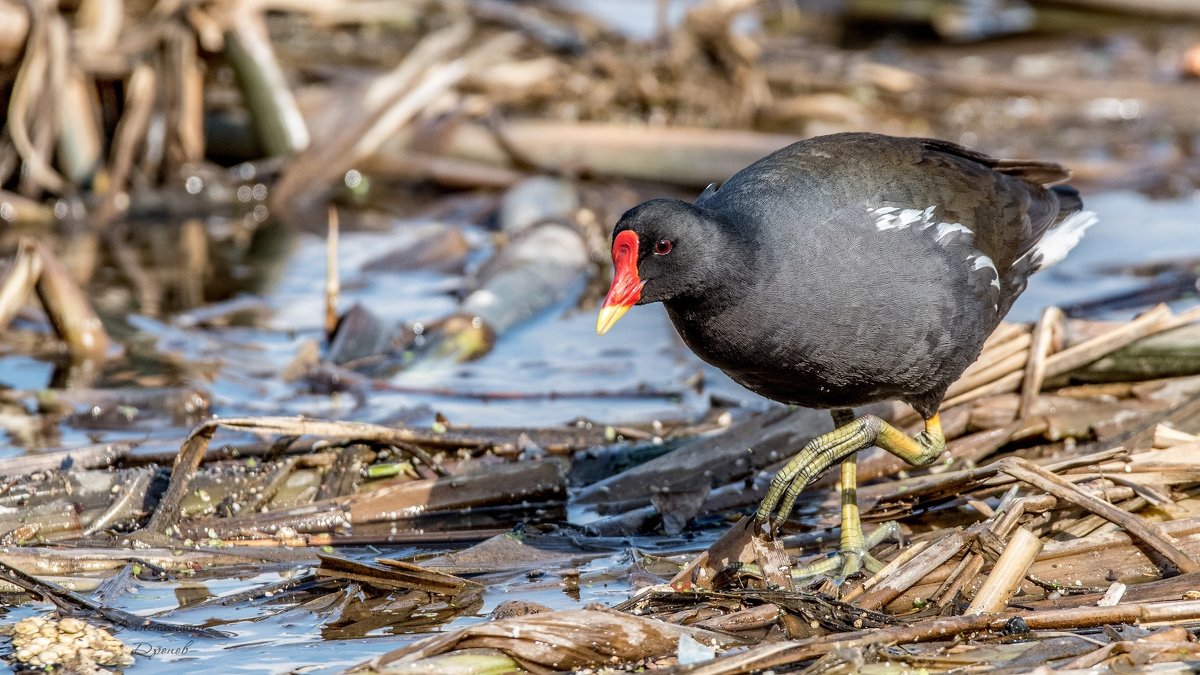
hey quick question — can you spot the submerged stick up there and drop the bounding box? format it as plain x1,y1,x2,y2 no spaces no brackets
0,560,225,637
29,238,111,361
0,238,42,328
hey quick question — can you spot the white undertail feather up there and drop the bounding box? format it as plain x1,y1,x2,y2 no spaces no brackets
1027,210,1099,270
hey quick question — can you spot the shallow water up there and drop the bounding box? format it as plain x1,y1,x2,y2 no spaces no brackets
0,187,1196,672
2,190,1197,447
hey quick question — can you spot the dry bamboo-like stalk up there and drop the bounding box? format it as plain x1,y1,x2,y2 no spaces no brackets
8,3,68,194
997,457,1199,574
882,488,1185,609
1047,0,1200,18
687,600,1200,674
961,330,1032,379
855,525,976,611
0,0,29,65
842,539,929,603
223,6,309,157
73,0,121,54
0,190,55,223
930,487,1022,606
274,24,522,223
385,120,798,188
357,151,526,189
982,322,1027,350
945,348,1029,400
56,68,104,186
943,304,1183,409
0,238,42,328
964,526,1041,614
324,206,339,338
1154,425,1198,448
1047,305,1181,375
28,238,111,361
96,63,155,226
1019,306,1063,418
166,25,205,166
1040,516,1200,561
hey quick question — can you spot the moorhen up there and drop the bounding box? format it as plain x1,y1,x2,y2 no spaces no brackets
596,132,1095,580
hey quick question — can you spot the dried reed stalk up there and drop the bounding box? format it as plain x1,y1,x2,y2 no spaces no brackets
1018,306,1063,418
965,526,1041,614
325,206,339,337
943,304,1192,409
997,457,1199,574
855,525,978,611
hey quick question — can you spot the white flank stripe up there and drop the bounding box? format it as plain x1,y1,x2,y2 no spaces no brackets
969,254,1001,291
935,222,973,242
873,205,937,232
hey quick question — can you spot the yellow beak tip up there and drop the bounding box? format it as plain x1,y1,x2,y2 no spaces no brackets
595,304,631,336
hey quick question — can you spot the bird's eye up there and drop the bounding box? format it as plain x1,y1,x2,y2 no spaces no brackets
655,238,673,255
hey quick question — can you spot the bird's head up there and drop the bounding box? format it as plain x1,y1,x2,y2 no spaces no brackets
596,198,721,335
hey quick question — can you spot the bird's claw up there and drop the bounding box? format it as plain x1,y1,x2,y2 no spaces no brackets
790,521,904,589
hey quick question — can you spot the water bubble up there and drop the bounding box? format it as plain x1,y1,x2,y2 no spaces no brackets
1006,96,1035,119
237,186,252,202
344,170,363,189
185,175,203,194
1118,99,1140,120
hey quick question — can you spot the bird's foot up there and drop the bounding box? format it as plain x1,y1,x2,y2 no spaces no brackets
754,417,881,533
791,521,903,589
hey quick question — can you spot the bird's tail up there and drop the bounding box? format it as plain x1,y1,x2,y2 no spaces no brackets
1050,185,1084,214
1028,208,1098,270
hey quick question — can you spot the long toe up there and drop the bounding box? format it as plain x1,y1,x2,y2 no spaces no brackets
833,549,865,587
790,552,842,581
791,521,904,589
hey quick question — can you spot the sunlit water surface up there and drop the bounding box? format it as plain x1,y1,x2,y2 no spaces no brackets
0,190,1196,672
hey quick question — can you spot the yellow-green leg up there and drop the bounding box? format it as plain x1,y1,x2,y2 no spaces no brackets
756,409,945,581
833,409,866,580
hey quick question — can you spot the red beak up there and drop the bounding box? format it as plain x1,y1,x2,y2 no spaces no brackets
596,230,644,335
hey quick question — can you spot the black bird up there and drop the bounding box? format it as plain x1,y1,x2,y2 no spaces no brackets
596,132,1095,580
